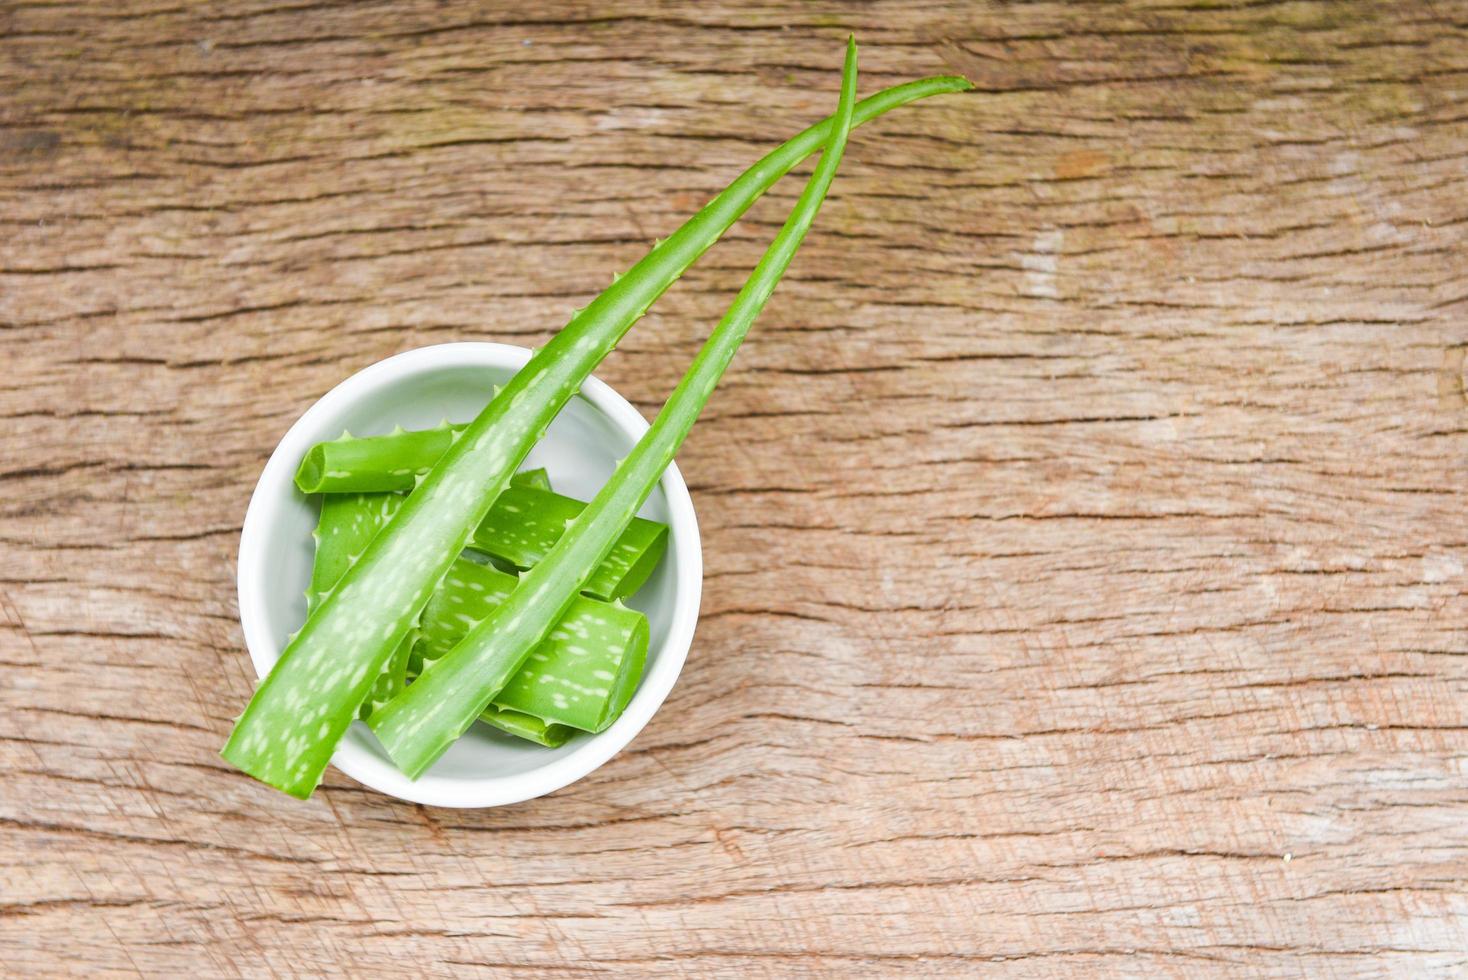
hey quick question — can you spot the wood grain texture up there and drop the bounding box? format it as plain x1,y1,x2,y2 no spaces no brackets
3,0,1466,975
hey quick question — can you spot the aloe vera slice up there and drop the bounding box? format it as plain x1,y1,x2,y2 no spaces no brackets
224,66,971,798
471,485,666,601
479,707,572,748
371,39,863,779
307,493,402,615
417,558,648,734
295,423,464,494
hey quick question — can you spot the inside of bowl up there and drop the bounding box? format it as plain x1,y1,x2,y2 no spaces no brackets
257,354,681,783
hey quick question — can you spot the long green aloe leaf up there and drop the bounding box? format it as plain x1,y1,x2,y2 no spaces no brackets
224,65,970,798
370,38,862,779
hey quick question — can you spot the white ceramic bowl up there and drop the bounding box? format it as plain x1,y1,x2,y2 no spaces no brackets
237,342,701,807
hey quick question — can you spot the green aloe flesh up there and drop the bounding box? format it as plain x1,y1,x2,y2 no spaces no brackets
471,485,667,601
295,423,465,494
479,707,573,748
307,493,402,616
223,64,971,799
312,487,647,739
416,558,648,734
370,38,863,779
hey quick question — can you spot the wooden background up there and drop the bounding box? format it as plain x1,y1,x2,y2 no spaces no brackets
3,1,1466,975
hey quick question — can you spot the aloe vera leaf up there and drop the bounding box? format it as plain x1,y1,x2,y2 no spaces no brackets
471,485,667,601
479,706,572,748
371,39,862,779
224,65,969,799
418,558,648,733
307,493,402,615
295,423,464,494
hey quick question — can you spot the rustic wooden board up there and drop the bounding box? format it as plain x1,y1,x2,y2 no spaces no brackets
3,1,1467,975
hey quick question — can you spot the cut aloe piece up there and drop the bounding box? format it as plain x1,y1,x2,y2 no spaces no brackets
295,422,465,494
416,558,648,734
471,485,667,601
479,706,573,748
294,424,551,495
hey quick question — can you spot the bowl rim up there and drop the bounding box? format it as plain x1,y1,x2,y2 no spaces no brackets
236,341,702,808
